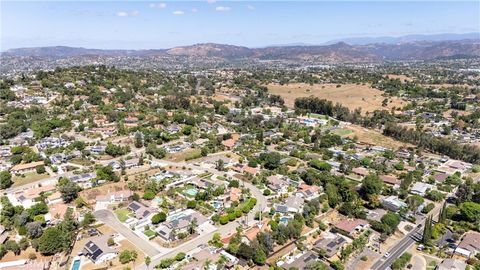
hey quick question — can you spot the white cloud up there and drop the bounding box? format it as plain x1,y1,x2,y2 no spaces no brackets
172,10,185,15
191,8,198,13
116,10,139,17
206,0,216,4
149,3,167,9
116,11,129,17
215,6,231,12
247,5,255,10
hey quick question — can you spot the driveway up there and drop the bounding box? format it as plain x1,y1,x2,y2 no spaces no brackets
94,209,163,257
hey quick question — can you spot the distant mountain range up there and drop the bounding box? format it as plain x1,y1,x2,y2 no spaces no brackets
3,36,480,62
324,32,480,45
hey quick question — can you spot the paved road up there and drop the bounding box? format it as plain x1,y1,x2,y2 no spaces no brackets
371,201,444,270
134,158,268,270
94,209,162,257
371,226,423,270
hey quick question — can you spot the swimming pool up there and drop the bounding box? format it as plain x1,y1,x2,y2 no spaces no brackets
212,201,222,209
183,188,198,197
71,259,81,270
279,216,291,224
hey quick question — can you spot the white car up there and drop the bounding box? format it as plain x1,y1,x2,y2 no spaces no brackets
384,252,390,258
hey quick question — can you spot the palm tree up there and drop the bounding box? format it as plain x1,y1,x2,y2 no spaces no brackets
189,218,198,234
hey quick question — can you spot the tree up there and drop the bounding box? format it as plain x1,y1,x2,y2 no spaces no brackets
361,174,383,199
57,178,81,203
187,200,197,209
438,202,447,223
216,159,225,171
4,240,20,255
253,248,266,265
35,165,46,174
145,256,151,269
188,218,198,234
422,216,433,244
134,132,143,148
151,212,167,224
81,212,96,227
26,221,43,238
459,202,480,222
38,227,64,255
0,171,12,189
119,250,138,264
381,212,401,234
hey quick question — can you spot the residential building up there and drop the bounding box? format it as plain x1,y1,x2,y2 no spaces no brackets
83,235,118,264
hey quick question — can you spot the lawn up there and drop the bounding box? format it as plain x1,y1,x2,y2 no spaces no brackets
144,229,157,239
13,172,50,187
115,208,130,222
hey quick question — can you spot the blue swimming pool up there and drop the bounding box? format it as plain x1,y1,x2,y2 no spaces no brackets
71,259,81,270
184,188,198,197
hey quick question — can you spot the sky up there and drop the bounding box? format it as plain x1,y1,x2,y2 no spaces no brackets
1,1,479,50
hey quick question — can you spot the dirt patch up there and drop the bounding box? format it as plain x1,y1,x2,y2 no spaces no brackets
79,182,130,205
267,83,405,113
387,74,413,82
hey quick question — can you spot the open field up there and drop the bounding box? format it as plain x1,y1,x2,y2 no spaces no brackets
267,83,405,113
12,172,50,187
343,124,413,150
167,148,202,162
387,74,413,82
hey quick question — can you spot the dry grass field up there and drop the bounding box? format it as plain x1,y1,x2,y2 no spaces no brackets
267,83,405,113
343,124,413,150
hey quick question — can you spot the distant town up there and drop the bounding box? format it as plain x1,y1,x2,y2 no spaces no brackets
0,44,479,270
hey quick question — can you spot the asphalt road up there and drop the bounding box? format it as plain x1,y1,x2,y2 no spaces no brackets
371,226,423,270
370,201,445,270
94,209,162,257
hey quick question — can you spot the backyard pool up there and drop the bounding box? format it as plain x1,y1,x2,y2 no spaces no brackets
184,188,198,197
153,196,164,204
71,258,81,270
279,216,292,224
212,201,222,209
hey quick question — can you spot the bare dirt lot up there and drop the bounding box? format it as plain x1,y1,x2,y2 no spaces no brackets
267,83,405,113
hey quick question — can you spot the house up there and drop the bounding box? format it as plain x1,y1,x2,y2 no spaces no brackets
83,234,118,264
455,231,480,258
96,190,133,203
313,233,348,259
281,251,319,270
267,174,290,194
379,175,400,186
10,184,56,208
351,167,369,178
127,201,155,220
410,182,434,196
45,204,72,224
46,192,63,205
156,210,208,241
381,196,407,212
70,172,97,188
296,184,322,200
436,259,467,270
275,194,304,214
432,172,448,183
333,218,369,237
10,161,45,175
124,158,140,169
180,249,238,270
222,139,236,150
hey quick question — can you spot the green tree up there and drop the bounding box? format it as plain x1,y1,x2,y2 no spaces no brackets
38,227,64,255
151,212,167,224
57,178,81,203
0,171,12,189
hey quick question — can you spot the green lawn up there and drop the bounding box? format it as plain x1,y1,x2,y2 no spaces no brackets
13,172,50,187
115,208,130,222
144,229,156,239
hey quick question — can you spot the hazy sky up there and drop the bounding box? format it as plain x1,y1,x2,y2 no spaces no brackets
1,1,479,50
